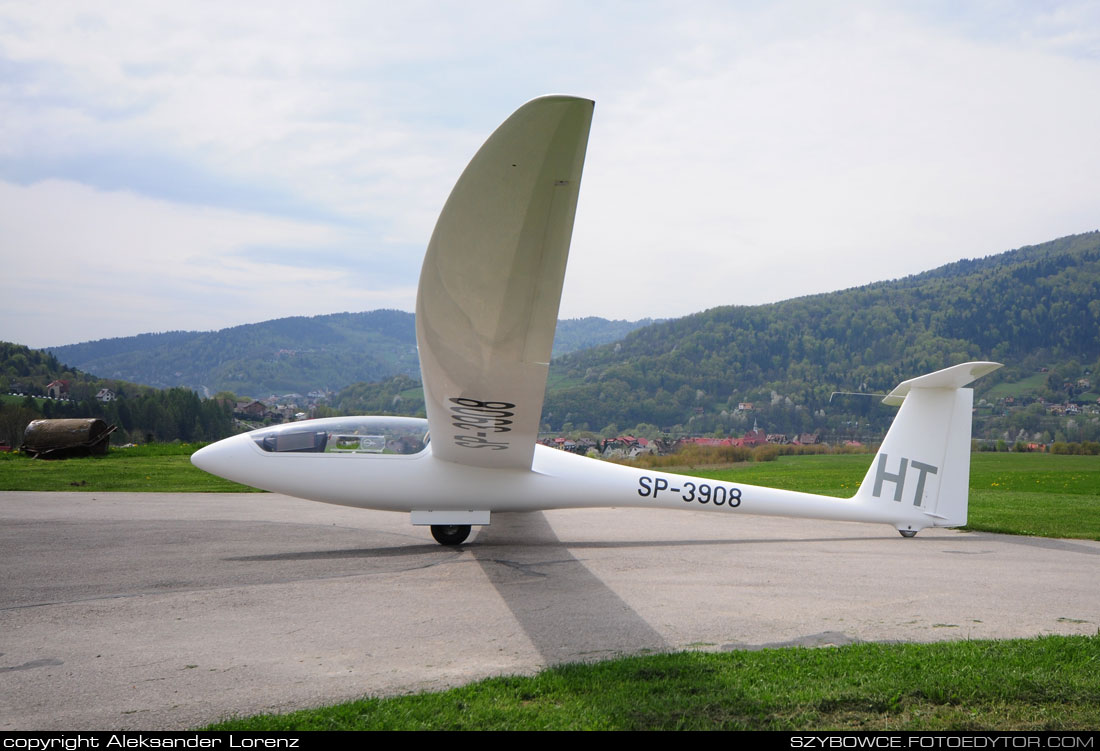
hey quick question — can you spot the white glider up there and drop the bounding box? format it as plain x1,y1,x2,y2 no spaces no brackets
192,95,1001,545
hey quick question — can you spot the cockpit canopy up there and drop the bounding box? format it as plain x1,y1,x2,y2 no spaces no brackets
250,416,430,455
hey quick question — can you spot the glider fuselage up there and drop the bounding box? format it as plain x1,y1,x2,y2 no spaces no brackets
193,420,929,529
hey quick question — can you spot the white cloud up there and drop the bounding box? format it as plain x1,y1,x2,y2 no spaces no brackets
0,179,415,347
1,1,1098,344
560,3,1100,318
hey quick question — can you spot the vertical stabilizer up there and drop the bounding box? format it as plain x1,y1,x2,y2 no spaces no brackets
854,362,1001,533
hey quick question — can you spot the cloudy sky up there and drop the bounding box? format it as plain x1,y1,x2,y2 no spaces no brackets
2,1,1098,349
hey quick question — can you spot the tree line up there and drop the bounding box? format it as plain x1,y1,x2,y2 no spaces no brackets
0,342,233,447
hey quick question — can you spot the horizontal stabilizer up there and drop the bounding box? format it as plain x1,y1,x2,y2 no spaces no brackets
882,361,1002,405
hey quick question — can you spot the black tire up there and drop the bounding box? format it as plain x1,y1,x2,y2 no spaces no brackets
431,524,471,546
898,529,918,538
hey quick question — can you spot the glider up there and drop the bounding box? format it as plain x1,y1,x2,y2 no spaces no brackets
192,95,1001,545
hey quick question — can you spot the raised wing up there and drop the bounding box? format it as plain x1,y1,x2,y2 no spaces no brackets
416,95,594,469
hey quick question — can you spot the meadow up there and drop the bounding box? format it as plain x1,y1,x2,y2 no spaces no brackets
4,446,1094,539
204,635,1100,731
685,452,1100,541
0,442,259,492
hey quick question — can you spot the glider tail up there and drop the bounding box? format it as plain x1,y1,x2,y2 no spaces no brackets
853,362,1002,534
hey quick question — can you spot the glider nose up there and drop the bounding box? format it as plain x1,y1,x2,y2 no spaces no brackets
191,434,253,483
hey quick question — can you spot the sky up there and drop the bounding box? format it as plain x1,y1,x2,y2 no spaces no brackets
2,1,1099,349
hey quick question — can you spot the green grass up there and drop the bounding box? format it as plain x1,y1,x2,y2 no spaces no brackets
398,385,425,402
967,453,1100,539
544,371,585,391
686,453,875,496
984,372,1050,400
0,442,260,492
682,453,1100,541
1,393,49,407
204,635,1100,730
2,448,1096,539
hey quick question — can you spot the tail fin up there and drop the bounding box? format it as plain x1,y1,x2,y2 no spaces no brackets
854,362,1001,534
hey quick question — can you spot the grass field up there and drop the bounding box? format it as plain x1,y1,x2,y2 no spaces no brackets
1,446,1097,539
205,635,1100,730
983,372,1050,400
1,393,51,407
0,442,259,492
685,452,1100,541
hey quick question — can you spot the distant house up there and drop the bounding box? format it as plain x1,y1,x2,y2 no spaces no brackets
739,428,767,447
602,435,654,459
577,438,599,455
274,406,299,421
688,437,736,448
237,401,268,418
46,380,70,399
95,388,115,402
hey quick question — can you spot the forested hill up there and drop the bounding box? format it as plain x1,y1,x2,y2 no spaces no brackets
541,231,1100,436
45,312,654,397
47,310,420,397
552,317,661,354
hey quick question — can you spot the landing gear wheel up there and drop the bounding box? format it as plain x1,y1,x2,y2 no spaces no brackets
431,524,471,546
898,529,918,538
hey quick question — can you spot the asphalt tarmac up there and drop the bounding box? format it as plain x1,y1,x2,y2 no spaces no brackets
2,491,1097,730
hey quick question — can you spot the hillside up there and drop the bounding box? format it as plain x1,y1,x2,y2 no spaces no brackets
45,313,654,398
45,310,419,398
542,232,1100,441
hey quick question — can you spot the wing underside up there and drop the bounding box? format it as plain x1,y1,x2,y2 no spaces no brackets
416,95,594,469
